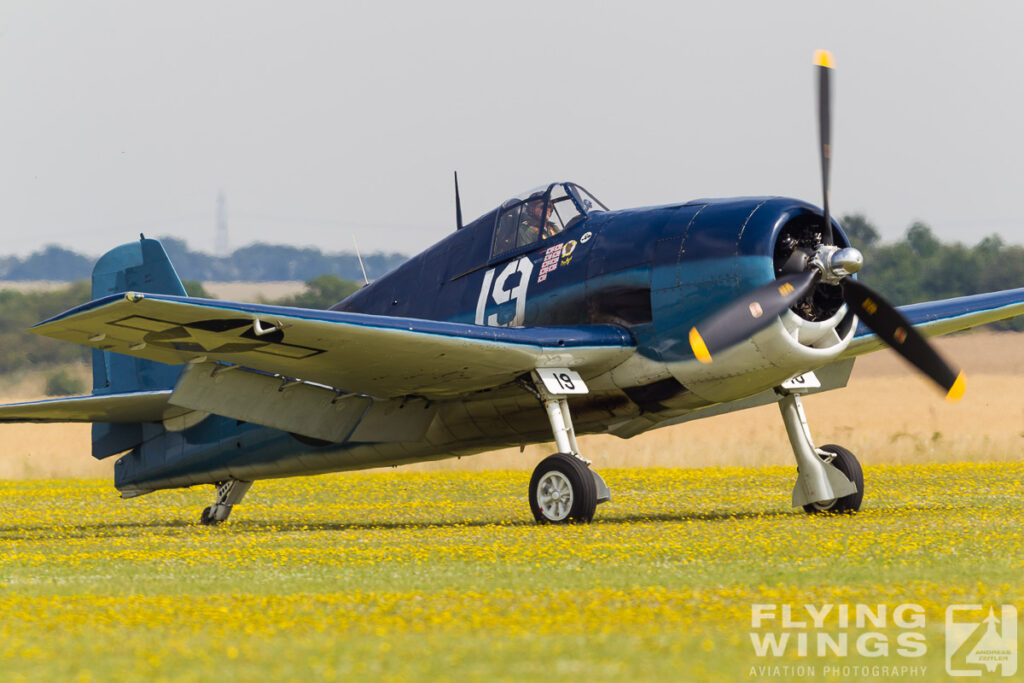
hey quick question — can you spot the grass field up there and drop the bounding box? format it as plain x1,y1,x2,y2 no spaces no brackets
0,330,1022,680
1,464,1022,681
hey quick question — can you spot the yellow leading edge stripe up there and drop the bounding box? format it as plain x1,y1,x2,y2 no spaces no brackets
689,327,712,364
814,49,834,69
946,371,966,403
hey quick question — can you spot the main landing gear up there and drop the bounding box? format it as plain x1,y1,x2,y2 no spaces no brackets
526,370,610,524
199,479,252,525
530,453,599,523
777,378,863,514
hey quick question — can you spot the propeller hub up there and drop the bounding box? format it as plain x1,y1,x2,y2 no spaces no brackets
829,247,863,278
808,245,864,285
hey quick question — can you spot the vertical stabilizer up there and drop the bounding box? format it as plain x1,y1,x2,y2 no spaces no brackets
92,238,187,300
91,237,187,396
90,238,187,459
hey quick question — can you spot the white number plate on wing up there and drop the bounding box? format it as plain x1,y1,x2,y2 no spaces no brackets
536,368,589,395
781,371,821,391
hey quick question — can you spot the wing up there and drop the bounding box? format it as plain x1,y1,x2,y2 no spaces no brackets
32,294,636,399
840,287,1024,359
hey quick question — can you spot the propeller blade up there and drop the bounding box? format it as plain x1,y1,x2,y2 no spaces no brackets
689,270,818,364
815,49,834,244
840,277,966,402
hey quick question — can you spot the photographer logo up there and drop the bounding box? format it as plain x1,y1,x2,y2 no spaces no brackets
945,605,1017,677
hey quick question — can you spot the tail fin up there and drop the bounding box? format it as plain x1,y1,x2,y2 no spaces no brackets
91,238,187,459
91,237,187,395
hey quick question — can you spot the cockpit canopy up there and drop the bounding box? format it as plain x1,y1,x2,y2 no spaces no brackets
492,182,608,258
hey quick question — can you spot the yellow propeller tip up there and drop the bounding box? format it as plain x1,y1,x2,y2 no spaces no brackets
814,49,834,69
946,371,966,403
689,327,713,364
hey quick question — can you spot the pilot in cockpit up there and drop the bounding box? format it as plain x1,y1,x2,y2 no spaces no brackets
518,197,562,245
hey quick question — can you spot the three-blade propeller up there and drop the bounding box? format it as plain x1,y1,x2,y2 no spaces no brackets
688,50,966,403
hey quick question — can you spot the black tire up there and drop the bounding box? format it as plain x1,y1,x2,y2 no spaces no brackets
803,444,864,514
529,453,598,524
199,506,218,526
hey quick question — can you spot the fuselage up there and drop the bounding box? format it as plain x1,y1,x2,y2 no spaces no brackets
115,187,858,495
337,191,855,405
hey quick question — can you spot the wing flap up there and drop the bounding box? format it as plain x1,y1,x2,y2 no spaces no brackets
32,294,636,399
168,363,438,444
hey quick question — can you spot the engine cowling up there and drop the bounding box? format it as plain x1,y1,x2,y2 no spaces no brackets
646,197,857,403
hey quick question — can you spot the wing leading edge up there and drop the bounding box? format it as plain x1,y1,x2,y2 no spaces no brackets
841,287,1024,359
32,294,636,399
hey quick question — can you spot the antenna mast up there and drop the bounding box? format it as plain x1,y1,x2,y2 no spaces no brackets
454,171,464,230
352,235,369,285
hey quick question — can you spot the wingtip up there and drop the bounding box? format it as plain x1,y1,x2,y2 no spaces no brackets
689,327,713,364
814,49,834,69
946,371,966,403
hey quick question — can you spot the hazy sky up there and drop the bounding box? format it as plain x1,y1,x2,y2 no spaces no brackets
2,1,1022,258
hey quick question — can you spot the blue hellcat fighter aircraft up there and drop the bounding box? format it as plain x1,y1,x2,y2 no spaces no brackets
2,52,1022,524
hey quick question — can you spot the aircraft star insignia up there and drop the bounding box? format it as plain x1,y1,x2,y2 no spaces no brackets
142,319,276,356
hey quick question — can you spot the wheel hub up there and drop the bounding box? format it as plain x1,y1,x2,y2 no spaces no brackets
537,470,574,521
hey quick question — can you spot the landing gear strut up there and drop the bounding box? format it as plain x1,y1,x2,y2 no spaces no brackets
526,370,610,524
777,378,862,513
200,479,252,525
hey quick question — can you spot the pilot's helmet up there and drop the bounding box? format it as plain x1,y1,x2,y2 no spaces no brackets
527,192,551,211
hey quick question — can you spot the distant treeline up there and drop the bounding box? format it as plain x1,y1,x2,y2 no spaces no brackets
0,237,408,282
842,215,1024,330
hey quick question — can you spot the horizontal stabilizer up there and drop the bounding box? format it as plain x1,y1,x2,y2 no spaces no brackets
32,294,635,399
0,390,178,424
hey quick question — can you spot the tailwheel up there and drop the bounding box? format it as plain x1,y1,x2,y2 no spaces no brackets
529,453,597,524
199,506,219,526
803,444,863,514
198,480,252,526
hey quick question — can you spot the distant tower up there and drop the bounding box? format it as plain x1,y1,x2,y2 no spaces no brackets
215,190,229,256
